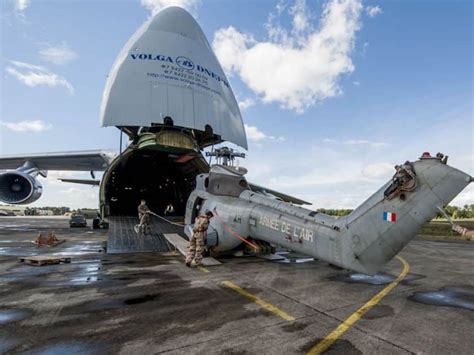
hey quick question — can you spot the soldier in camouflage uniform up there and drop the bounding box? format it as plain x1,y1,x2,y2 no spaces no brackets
186,210,213,267
137,199,152,235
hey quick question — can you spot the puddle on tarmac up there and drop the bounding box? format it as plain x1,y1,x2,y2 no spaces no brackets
0,336,21,353
278,258,314,263
60,261,102,285
0,309,31,324
52,250,104,256
0,224,28,228
24,341,105,354
301,338,362,354
69,276,99,284
362,305,395,319
276,252,314,263
82,263,101,273
330,272,395,285
409,286,474,310
123,294,159,305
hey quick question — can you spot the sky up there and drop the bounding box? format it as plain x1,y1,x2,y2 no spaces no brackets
0,0,472,209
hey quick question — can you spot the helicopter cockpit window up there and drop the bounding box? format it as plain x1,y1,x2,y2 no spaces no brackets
239,179,248,188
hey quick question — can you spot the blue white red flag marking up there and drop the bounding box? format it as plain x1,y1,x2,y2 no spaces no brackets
383,212,397,222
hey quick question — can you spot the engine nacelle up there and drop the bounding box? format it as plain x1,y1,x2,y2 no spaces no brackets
0,171,43,204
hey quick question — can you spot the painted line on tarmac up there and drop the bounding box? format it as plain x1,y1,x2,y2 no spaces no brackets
197,266,210,273
222,280,295,321
307,256,410,354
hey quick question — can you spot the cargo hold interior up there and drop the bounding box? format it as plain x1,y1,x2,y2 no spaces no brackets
103,148,208,217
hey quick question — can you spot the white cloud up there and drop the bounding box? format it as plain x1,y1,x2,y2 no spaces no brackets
237,107,473,210
361,41,369,56
140,0,200,15
213,27,255,75
343,139,388,148
362,163,394,178
289,0,311,35
5,60,74,94
244,124,285,143
323,137,388,148
0,120,52,132
38,171,91,186
39,43,78,65
238,98,255,110
58,187,97,208
451,185,474,207
242,143,398,208
265,0,313,46
31,172,103,208
213,0,363,113
15,0,29,12
352,80,360,86
366,5,382,18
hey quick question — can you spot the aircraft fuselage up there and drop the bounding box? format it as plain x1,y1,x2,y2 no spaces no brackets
185,157,472,274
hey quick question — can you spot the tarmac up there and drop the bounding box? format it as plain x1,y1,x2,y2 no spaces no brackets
0,216,473,354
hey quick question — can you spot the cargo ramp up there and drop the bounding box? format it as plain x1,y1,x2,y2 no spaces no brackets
107,215,184,254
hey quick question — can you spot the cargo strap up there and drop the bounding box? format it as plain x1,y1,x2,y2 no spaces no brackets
147,211,184,227
213,208,259,251
437,207,473,240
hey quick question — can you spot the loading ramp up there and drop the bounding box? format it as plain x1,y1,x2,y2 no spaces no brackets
107,216,184,254
163,233,221,266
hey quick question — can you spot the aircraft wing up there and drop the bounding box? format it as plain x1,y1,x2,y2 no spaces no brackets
248,183,311,205
0,150,115,171
58,178,101,186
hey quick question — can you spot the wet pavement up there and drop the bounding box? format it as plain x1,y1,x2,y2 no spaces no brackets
409,286,474,310
0,216,473,354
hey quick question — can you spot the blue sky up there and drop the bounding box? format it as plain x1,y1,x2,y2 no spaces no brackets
0,0,472,208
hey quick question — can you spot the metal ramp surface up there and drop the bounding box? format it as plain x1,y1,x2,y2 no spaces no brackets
163,233,222,266
107,216,184,254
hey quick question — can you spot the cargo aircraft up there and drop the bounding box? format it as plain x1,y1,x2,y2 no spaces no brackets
0,7,306,217
0,7,471,274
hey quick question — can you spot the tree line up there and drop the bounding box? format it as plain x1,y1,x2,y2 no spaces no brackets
24,207,71,216
437,204,474,219
24,207,98,217
317,204,474,219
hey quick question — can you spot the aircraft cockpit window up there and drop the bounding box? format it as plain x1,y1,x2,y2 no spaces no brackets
308,211,318,217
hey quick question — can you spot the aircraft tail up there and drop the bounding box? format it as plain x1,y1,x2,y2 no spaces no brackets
341,155,471,274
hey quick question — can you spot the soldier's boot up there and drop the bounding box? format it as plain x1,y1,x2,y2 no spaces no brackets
144,224,151,235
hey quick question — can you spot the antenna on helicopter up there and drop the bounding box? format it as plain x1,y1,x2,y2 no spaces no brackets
205,146,245,166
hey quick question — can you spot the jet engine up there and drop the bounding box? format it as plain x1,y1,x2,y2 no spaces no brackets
0,170,43,204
